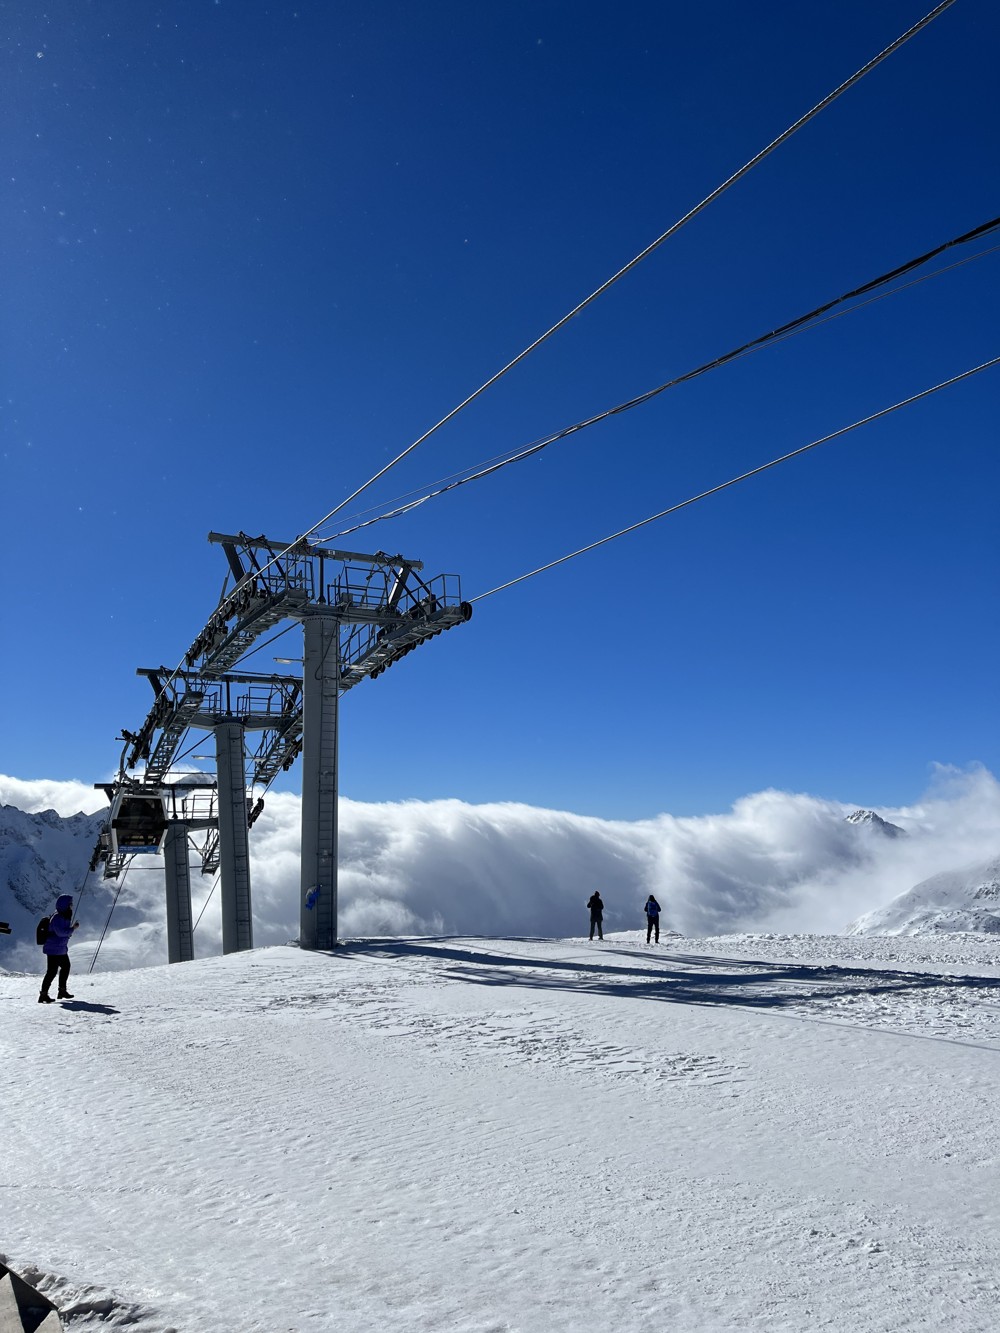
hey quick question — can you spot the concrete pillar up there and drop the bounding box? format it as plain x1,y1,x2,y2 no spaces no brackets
215,718,253,953
164,822,194,963
300,614,339,950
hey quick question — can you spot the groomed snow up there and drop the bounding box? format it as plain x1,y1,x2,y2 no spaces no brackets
3,933,1000,1331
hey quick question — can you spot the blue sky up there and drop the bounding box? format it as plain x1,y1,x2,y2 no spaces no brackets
2,0,997,819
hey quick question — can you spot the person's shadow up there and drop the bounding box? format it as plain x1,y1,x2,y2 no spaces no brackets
59,1000,120,1015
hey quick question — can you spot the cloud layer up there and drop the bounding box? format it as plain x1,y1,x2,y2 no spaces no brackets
13,762,988,969
0,775,108,817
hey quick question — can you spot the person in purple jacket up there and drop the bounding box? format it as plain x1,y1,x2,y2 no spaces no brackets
39,894,80,1003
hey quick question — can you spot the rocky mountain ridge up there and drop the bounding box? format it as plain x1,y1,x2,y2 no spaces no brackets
844,808,906,837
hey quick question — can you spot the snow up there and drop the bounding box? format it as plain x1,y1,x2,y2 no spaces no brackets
4,932,1000,1332
849,856,1000,936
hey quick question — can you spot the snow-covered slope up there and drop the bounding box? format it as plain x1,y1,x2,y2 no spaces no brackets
0,805,110,974
2,934,1000,1332
0,804,103,922
848,855,1000,935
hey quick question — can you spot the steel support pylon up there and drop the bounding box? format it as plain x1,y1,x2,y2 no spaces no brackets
215,718,253,953
300,615,339,950
163,822,195,963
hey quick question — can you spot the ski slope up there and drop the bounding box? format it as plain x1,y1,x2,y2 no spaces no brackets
3,933,1000,1332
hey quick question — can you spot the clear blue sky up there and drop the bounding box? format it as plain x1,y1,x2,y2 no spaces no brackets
2,1,997,818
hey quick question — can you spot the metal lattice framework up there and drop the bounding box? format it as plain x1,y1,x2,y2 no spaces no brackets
91,531,471,959
188,532,471,681
111,534,470,781
133,669,305,790
91,776,220,880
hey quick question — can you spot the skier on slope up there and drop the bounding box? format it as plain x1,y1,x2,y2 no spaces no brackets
644,894,661,944
587,891,604,941
39,895,79,1003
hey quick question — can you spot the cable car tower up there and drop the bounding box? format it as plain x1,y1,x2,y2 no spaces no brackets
92,532,471,959
95,668,304,962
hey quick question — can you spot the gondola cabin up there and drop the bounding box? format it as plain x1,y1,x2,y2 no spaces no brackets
109,792,168,856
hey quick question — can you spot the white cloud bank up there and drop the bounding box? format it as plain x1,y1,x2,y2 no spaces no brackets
0,774,108,817
5,765,999,970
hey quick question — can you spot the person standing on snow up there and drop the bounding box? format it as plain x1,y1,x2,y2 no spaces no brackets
39,894,79,1003
644,894,661,944
587,891,604,941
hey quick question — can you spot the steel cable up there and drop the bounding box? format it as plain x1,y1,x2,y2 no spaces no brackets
248,0,959,582
321,222,1000,539
470,355,1000,602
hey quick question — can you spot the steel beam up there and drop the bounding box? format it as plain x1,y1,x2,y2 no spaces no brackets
164,823,195,963
215,718,253,953
299,615,339,950
207,530,423,569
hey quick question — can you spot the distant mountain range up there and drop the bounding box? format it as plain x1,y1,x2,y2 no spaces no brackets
848,855,1000,936
0,803,112,970
0,803,104,919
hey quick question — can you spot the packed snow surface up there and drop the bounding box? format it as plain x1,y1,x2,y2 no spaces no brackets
4,932,1000,1331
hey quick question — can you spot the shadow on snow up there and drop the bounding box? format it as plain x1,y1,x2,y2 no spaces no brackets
335,937,1000,1016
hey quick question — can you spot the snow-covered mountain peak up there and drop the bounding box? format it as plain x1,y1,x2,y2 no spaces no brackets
844,808,906,837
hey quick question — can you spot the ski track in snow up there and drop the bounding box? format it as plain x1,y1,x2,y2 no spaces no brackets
2,933,1000,1331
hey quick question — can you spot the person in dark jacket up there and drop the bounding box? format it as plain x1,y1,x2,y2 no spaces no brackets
587,891,604,941
39,894,79,1003
644,894,661,944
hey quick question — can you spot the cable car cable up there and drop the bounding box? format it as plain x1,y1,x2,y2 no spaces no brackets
101,0,961,804
320,221,1000,539
222,619,299,676
469,353,1000,603
325,233,1000,539
243,0,958,586
192,873,221,934
88,863,130,973
71,857,95,926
